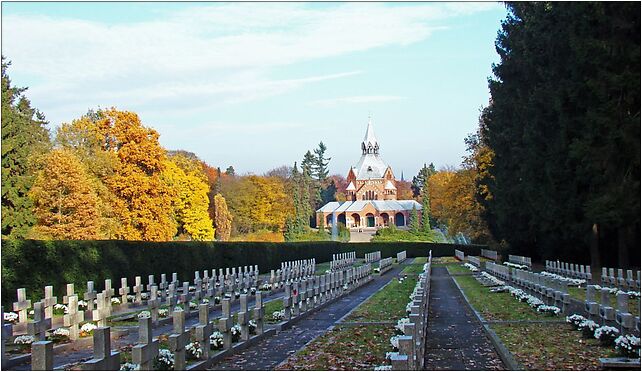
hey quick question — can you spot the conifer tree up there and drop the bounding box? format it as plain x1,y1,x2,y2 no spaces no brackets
313,141,331,181
421,179,431,232
1,58,51,238
409,205,419,233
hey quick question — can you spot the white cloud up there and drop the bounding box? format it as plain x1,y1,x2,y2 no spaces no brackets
309,95,406,107
1,2,499,133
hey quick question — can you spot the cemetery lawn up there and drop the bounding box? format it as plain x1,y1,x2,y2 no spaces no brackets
264,299,284,323
567,287,640,316
446,264,471,275
345,276,417,322
454,276,552,321
432,256,460,265
276,325,393,370
411,257,427,264
492,323,613,370
401,262,426,275
314,261,331,275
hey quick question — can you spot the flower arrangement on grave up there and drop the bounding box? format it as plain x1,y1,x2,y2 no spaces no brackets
577,320,599,339
565,314,586,329
591,285,619,295
343,283,349,290
127,295,136,302
594,326,619,346
214,296,221,304
389,335,399,352
189,286,196,291
260,284,272,291
374,365,392,371
137,311,151,319
231,324,242,342
189,301,198,310
272,310,285,322
539,272,585,286
14,335,35,345
4,312,18,324
463,263,478,272
489,286,510,293
119,362,140,371
186,341,203,360
158,308,169,318
536,305,561,316
394,318,409,335
141,293,149,300
374,267,380,273
202,298,210,304
249,320,257,335
234,291,241,299
80,322,98,337
49,327,71,342
526,296,544,309
153,349,175,370
53,303,68,315
615,334,641,358
174,305,184,312
77,300,88,310
616,290,641,299
210,331,224,350
397,277,405,283
503,262,528,270
111,298,121,305
480,272,504,286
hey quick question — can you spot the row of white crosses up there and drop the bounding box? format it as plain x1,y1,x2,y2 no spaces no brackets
378,257,394,274
454,249,465,261
270,259,316,289
467,256,481,268
396,251,407,264
508,254,532,268
600,267,640,291
282,264,372,321
511,268,572,312
485,262,510,281
390,251,432,371
585,285,640,334
545,261,592,281
365,251,381,263
480,248,498,261
330,252,356,271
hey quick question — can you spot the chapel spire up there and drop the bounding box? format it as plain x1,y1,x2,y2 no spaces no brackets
361,115,380,155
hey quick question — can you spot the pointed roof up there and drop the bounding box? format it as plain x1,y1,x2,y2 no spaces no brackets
361,116,380,155
384,180,396,190
346,181,356,191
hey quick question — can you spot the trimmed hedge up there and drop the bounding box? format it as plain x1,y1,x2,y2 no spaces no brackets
1,239,484,307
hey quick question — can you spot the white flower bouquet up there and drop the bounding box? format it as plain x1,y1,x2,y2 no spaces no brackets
4,312,18,324
14,335,35,345
594,325,619,346
111,298,121,305
120,362,140,371
127,295,136,302
210,331,224,350
615,334,640,358
189,301,198,310
394,318,409,335
53,303,68,315
158,308,169,318
463,263,478,272
535,305,560,316
565,314,586,328
503,262,528,270
231,324,242,342
272,310,285,322
49,327,71,342
578,320,599,339
389,335,399,351
153,349,174,370
616,290,641,299
80,322,97,337
186,341,203,360
137,311,151,319
374,365,392,371
77,300,88,310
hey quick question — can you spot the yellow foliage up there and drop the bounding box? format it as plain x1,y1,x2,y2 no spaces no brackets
29,149,102,240
213,193,232,241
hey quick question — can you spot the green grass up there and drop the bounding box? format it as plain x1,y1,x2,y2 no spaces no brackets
264,299,285,323
401,263,426,275
432,256,461,265
492,323,614,370
276,325,394,371
345,276,417,322
446,264,472,275
411,257,427,264
314,262,331,275
454,276,552,321
568,286,640,317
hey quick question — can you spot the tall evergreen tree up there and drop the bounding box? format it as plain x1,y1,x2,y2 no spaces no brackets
225,166,235,176
312,141,331,181
478,2,640,266
411,163,436,197
214,167,222,195
409,205,419,233
1,58,51,238
301,151,315,177
421,179,431,232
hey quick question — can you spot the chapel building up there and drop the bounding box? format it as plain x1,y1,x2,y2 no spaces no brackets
316,118,422,229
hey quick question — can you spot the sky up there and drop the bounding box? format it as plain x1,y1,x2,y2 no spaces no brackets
1,1,508,178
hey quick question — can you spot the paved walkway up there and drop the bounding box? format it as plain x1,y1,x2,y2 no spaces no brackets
423,267,505,370
210,263,408,370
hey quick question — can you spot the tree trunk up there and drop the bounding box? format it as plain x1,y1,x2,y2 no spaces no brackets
589,223,601,279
